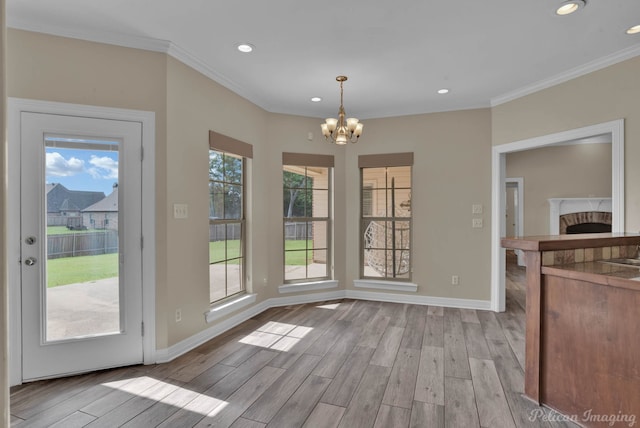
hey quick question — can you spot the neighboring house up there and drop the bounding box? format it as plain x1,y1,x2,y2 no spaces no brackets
81,184,119,230
46,183,105,228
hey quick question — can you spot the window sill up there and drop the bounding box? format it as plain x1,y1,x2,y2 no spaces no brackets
278,280,339,294
204,293,257,324
353,279,418,293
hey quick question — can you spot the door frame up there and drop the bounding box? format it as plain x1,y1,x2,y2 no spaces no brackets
8,98,157,385
490,119,624,312
505,177,524,266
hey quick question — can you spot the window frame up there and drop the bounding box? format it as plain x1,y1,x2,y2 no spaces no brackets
208,131,252,304
359,153,413,282
282,153,334,284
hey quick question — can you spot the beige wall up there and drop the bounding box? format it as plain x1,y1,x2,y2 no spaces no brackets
345,109,493,300
164,57,270,345
506,143,612,235
493,56,640,234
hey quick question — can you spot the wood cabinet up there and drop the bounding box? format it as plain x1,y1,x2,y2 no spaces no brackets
502,234,640,428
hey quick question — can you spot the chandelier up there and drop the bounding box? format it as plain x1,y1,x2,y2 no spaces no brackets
320,76,363,145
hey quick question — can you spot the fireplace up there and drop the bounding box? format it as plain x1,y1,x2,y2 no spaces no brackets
548,198,612,235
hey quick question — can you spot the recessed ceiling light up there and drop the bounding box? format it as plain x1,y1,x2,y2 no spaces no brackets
626,25,640,35
437,88,450,94
311,97,322,102
236,43,254,53
556,0,585,16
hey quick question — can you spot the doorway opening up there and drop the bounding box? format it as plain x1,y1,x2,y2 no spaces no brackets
490,119,625,312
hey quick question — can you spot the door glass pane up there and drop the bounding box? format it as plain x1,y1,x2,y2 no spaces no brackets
44,136,121,341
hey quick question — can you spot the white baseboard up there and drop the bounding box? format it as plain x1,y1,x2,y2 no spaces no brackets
155,298,270,364
155,289,490,363
345,289,492,310
155,289,345,364
353,279,418,293
278,280,338,294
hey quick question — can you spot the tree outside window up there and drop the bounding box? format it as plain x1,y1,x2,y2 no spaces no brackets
209,150,245,302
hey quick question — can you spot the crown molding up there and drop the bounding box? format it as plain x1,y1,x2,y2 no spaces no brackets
164,42,270,111
7,18,272,112
9,18,640,116
8,18,171,53
491,44,640,107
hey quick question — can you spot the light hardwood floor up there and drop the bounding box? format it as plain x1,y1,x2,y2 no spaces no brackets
10,260,578,427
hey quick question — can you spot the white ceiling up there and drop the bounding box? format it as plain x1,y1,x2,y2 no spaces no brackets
7,0,640,119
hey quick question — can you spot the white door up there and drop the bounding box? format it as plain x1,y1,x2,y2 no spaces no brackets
20,112,143,381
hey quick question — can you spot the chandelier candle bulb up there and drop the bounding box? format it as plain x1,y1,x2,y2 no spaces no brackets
347,118,359,132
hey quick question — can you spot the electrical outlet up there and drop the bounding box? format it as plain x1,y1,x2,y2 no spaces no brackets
175,308,182,323
472,204,483,214
451,275,459,285
472,218,483,228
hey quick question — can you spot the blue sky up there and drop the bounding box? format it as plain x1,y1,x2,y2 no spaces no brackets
45,147,119,195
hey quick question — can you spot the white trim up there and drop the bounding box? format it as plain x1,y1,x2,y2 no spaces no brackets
353,279,418,293
7,18,171,53
157,289,490,363
491,44,640,106
204,294,257,324
7,98,157,384
491,119,625,312
158,290,345,363
346,290,491,310
278,280,338,294
6,20,269,115
7,101,23,386
11,18,639,117
165,43,267,109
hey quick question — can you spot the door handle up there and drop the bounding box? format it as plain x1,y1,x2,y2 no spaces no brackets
24,257,37,266
25,236,36,245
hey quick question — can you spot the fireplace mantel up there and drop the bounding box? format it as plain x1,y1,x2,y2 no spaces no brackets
548,197,612,235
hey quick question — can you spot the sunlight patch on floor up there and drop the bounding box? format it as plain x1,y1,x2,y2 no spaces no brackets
103,377,228,417
239,321,313,352
316,302,341,310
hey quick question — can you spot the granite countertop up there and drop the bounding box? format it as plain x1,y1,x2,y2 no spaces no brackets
542,260,640,290
501,233,640,251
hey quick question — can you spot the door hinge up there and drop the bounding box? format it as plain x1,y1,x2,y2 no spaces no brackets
141,321,145,337
140,146,144,161
140,236,144,250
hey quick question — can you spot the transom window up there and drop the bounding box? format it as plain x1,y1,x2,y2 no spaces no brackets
282,153,333,283
359,153,413,281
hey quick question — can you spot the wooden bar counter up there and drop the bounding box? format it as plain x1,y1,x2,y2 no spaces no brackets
502,233,640,427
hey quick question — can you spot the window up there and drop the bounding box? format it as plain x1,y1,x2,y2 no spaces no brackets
283,153,334,283
209,131,253,303
359,153,413,280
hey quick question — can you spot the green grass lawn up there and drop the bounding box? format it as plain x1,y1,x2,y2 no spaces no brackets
47,226,109,235
46,239,313,288
209,239,312,264
47,253,118,288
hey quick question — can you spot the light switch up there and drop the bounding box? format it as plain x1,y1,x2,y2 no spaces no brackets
173,203,188,219
472,204,483,214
